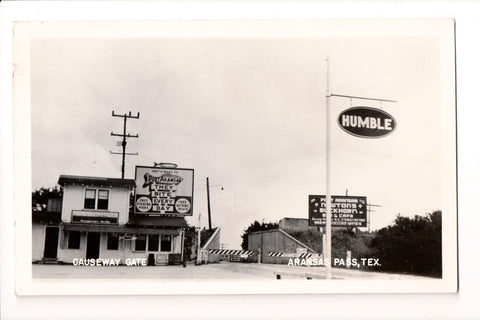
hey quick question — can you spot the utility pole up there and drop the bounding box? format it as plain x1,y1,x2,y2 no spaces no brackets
325,55,332,280
205,178,224,230
206,177,212,230
110,110,140,179
367,203,382,233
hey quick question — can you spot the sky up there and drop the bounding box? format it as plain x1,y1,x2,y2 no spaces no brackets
30,22,453,249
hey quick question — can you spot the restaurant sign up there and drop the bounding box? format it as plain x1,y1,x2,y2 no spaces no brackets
134,166,194,215
71,210,119,224
308,195,367,227
338,106,396,138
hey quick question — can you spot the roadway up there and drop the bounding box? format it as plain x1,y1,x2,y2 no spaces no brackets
32,261,433,280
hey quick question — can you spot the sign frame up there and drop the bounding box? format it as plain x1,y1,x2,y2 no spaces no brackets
337,106,397,139
308,195,367,227
134,165,194,216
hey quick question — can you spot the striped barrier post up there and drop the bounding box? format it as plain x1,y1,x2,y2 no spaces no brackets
268,252,313,259
208,249,257,256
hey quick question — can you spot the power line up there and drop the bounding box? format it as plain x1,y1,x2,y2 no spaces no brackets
110,110,140,179
330,60,385,100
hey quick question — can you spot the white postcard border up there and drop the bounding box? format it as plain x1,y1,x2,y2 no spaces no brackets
12,19,457,296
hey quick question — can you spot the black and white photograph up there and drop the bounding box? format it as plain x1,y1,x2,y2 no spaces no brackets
11,18,456,295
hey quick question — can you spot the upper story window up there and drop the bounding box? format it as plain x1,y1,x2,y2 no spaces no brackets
97,190,109,210
84,189,96,209
84,189,109,210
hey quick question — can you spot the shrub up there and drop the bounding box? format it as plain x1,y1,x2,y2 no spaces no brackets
370,211,442,277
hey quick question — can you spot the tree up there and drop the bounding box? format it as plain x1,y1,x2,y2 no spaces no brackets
32,186,63,212
241,220,278,250
331,230,375,263
370,211,442,277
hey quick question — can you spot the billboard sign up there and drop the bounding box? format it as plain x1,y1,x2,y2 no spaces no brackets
134,166,194,215
308,195,367,227
338,107,396,138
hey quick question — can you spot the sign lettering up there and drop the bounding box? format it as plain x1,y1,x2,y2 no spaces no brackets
338,107,396,138
308,195,367,227
134,166,194,216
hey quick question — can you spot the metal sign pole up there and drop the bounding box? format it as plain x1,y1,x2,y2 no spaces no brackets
180,228,185,264
322,56,396,279
325,55,332,280
314,55,396,280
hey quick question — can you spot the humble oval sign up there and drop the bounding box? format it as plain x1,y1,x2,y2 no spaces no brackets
338,107,396,138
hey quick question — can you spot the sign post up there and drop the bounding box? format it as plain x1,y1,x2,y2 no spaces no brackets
321,55,396,279
325,55,332,279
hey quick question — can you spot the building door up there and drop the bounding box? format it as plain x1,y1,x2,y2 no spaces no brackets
86,232,100,259
43,226,59,259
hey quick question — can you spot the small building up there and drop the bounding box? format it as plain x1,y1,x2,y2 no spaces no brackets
279,217,346,234
32,198,62,263
248,229,318,264
33,175,187,265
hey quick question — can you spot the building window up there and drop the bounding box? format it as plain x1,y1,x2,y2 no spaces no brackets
148,235,159,252
97,190,109,210
84,189,96,209
107,233,119,250
160,235,172,252
135,234,146,251
84,189,109,210
68,231,81,249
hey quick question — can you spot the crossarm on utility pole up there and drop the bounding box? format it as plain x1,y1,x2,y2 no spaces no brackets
110,110,140,179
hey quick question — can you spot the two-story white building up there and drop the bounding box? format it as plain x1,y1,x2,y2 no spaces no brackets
34,175,187,265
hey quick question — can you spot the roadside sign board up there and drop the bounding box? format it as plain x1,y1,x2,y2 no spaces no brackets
134,166,194,215
308,195,367,227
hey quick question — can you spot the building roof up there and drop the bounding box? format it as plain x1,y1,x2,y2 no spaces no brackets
58,175,136,188
128,216,189,228
280,217,308,221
